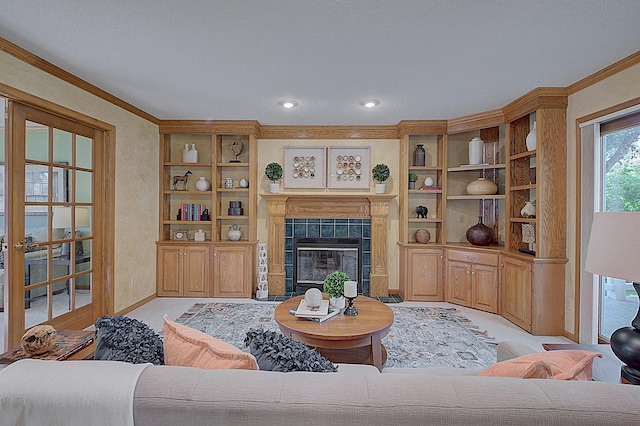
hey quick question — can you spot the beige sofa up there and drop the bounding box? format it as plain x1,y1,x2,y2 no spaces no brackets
1,342,639,426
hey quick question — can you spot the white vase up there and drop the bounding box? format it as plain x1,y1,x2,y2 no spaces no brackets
526,121,537,151
194,229,205,241
239,178,249,188
468,137,484,165
269,182,280,193
329,296,345,310
182,143,198,163
195,177,210,191
520,200,536,218
466,177,498,195
375,183,386,194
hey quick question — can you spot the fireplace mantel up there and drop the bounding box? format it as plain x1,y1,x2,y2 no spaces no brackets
261,193,396,296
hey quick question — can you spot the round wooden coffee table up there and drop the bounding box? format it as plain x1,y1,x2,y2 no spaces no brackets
274,295,394,371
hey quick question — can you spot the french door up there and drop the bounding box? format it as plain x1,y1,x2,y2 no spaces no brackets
4,101,105,348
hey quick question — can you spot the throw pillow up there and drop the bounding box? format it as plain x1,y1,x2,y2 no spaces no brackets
244,328,338,373
93,316,164,365
163,315,258,370
479,350,602,380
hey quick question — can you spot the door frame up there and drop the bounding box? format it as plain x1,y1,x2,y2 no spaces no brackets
1,83,115,349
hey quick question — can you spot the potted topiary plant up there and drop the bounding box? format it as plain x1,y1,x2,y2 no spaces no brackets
372,163,390,194
409,173,418,190
323,271,350,309
264,162,283,193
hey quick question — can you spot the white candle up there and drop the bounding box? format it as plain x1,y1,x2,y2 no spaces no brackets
344,281,358,298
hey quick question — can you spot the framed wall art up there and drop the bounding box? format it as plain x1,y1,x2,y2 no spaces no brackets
327,146,371,190
283,146,326,189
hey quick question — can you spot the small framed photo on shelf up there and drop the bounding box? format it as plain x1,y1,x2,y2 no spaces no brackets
171,230,189,241
327,146,371,190
283,146,326,189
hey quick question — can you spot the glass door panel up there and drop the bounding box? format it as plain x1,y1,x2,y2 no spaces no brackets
598,121,640,340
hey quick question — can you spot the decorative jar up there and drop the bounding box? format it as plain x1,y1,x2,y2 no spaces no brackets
466,216,496,246
227,224,242,241
414,144,426,166
468,137,484,165
466,177,498,195
239,178,249,188
526,121,537,151
520,200,536,218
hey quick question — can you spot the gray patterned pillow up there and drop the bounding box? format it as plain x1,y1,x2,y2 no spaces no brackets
244,329,337,372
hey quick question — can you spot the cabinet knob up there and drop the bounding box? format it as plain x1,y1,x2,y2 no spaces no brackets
466,270,471,275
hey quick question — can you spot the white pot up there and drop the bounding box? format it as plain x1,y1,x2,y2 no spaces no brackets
195,177,210,191
466,177,498,195
269,182,280,193
375,183,386,194
329,296,345,310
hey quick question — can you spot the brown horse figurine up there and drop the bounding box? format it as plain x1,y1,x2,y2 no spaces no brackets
172,170,192,190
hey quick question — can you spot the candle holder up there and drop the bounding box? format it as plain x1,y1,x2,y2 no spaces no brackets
344,296,358,316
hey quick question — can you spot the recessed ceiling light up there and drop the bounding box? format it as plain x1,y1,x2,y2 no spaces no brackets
361,100,380,108
279,100,298,109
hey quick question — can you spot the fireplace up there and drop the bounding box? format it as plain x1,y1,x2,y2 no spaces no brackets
262,194,394,297
293,238,362,293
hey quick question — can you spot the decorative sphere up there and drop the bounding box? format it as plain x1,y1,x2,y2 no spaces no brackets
415,229,431,244
21,325,58,355
304,288,323,308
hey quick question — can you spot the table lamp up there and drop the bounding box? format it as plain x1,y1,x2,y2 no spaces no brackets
585,211,640,384
53,207,90,256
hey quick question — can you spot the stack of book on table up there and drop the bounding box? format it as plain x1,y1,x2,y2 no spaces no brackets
293,300,340,323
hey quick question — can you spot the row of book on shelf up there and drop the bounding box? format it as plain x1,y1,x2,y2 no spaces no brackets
178,203,207,221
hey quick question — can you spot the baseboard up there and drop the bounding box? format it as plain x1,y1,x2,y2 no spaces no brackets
115,293,156,316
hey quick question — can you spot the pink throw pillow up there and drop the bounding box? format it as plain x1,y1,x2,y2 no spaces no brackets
163,315,258,370
479,350,602,380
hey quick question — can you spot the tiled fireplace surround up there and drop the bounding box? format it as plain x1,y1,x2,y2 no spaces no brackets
262,194,395,297
286,218,371,294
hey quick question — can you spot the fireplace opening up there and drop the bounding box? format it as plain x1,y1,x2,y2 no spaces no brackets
293,238,362,294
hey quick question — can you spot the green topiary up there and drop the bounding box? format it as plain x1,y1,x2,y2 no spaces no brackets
372,163,390,183
265,162,283,182
409,173,418,182
323,271,350,298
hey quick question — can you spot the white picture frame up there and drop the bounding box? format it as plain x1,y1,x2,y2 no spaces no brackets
327,146,371,190
283,146,326,189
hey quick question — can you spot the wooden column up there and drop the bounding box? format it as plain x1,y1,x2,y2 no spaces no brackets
266,195,287,294
369,197,390,297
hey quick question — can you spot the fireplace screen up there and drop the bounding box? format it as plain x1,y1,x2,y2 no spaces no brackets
293,238,361,293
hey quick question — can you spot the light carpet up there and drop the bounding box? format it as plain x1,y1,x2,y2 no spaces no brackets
175,302,497,369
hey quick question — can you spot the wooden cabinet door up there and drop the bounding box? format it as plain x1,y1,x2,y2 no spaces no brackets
501,256,532,331
157,245,183,296
406,248,444,301
213,245,251,298
447,261,471,306
472,264,499,313
183,246,210,297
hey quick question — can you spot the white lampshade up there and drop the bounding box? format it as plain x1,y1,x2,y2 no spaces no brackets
585,212,640,282
53,206,91,229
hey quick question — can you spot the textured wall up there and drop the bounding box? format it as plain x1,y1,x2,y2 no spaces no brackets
0,50,159,313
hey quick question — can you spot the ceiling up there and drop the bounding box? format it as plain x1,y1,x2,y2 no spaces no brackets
2,1,640,126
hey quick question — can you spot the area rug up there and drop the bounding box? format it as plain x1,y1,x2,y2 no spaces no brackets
175,302,497,369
